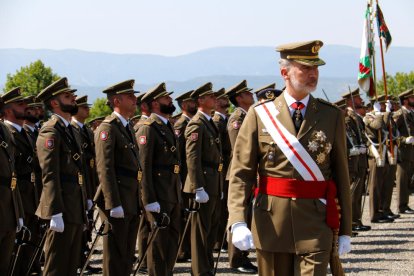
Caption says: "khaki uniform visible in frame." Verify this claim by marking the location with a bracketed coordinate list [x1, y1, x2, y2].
[394, 107, 414, 212]
[228, 95, 352, 274]
[35, 115, 87, 276]
[137, 113, 182, 275]
[0, 122, 24, 275]
[95, 112, 141, 276]
[184, 111, 223, 276]
[5, 122, 40, 275]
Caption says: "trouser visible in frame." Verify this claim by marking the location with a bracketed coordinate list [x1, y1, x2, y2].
[348, 155, 362, 226]
[381, 164, 397, 214]
[256, 249, 330, 276]
[42, 222, 83, 276]
[190, 196, 220, 276]
[137, 213, 150, 268]
[368, 158, 389, 220]
[177, 192, 192, 258]
[397, 160, 414, 211]
[214, 181, 228, 250]
[0, 229, 16, 275]
[354, 154, 368, 224]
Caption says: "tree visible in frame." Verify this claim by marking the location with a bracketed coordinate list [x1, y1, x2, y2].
[89, 97, 112, 121]
[3, 60, 60, 96]
[376, 71, 414, 96]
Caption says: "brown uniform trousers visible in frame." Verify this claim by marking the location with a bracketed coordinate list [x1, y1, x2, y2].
[95, 113, 141, 276]
[137, 113, 182, 275]
[35, 115, 87, 276]
[184, 111, 223, 276]
[6, 123, 40, 276]
[228, 95, 352, 275]
[0, 122, 24, 275]
[393, 108, 414, 212]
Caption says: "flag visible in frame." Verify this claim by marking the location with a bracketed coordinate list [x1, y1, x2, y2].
[376, 4, 392, 51]
[358, 3, 375, 97]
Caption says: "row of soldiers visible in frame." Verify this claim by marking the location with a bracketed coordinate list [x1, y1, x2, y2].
[334, 87, 414, 235]
[0, 77, 281, 276]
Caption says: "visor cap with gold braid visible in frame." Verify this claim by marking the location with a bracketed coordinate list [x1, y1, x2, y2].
[141, 82, 173, 103]
[37, 77, 77, 102]
[214, 88, 227, 99]
[398, 88, 414, 100]
[334, 98, 346, 109]
[175, 90, 195, 103]
[75, 95, 91, 107]
[190, 82, 214, 99]
[103, 79, 138, 97]
[276, 40, 325, 66]
[2, 87, 25, 104]
[225, 80, 252, 98]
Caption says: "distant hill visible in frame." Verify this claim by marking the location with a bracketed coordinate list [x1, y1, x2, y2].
[0, 46, 412, 102]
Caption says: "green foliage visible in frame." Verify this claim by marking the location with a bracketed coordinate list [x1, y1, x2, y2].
[89, 97, 112, 121]
[376, 71, 414, 96]
[3, 60, 60, 96]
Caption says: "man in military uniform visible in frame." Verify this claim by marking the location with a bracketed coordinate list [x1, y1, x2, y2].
[88, 116, 105, 132]
[0, 93, 25, 275]
[35, 77, 88, 276]
[228, 40, 352, 275]
[212, 88, 231, 252]
[71, 95, 102, 274]
[184, 82, 223, 276]
[174, 90, 196, 262]
[136, 83, 182, 275]
[95, 79, 141, 276]
[225, 80, 257, 274]
[342, 88, 372, 232]
[394, 89, 414, 214]
[133, 93, 150, 132]
[253, 83, 283, 103]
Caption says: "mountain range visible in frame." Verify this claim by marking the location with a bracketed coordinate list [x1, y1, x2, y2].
[1, 45, 412, 102]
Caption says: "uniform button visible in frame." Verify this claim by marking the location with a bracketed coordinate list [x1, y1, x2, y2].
[291, 197, 296, 201]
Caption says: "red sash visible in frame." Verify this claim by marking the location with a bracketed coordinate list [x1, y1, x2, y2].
[256, 176, 340, 230]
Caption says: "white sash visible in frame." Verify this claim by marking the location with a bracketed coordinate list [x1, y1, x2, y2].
[255, 101, 325, 181]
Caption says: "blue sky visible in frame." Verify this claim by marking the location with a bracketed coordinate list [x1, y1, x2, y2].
[1, 0, 413, 56]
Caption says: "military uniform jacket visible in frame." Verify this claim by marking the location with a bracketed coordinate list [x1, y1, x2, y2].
[0, 122, 24, 232]
[212, 112, 231, 177]
[393, 107, 414, 162]
[71, 121, 98, 200]
[95, 113, 141, 216]
[35, 115, 87, 224]
[133, 115, 149, 133]
[174, 114, 190, 185]
[137, 113, 181, 206]
[6, 123, 39, 216]
[183, 111, 223, 196]
[226, 107, 246, 180]
[227, 94, 352, 254]
[24, 124, 43, 198]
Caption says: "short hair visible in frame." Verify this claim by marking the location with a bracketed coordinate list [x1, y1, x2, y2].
[279, 58, 292, 70]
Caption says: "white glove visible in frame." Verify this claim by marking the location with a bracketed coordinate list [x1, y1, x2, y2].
[50, 213, 64, 233]
[373, 101, 381, 113]
[349, 147, 360, 156]
[87, 199, 93, 211]
[232, 222, 255, 251]
[338, 235, 351, 255]
[110, 205, 125, 218]
[144, 202, 161, 213]
[221, 192, 224, 200]
[405, 136, 414, 144]
[385, 100, 392, 112]
[358, 146, 367, 154]
[16, 218, 24, 233]
[195, 187, 209, 203]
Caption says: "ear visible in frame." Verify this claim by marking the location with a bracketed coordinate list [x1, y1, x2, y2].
[280, 67, 289, 80]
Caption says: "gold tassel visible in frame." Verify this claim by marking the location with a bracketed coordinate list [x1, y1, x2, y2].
[329, 229, 345, 276]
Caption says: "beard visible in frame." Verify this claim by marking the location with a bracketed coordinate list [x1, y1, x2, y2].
[160, 103, 176, 115]
[290, 73, 317, 94]
[12, 109, 26, 120]
[25, 114, 39, 123]
[187, 105, 197, 116]
[408, 101, 414, 108]
[59, 101, 79, 116]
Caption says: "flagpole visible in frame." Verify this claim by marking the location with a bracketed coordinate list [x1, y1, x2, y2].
[375, 0, 394, 160]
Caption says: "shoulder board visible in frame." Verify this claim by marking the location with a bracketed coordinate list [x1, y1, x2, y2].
[317, 98, 339, 109]
[144, 121, 153, 126]
[102, 115, 116, 124]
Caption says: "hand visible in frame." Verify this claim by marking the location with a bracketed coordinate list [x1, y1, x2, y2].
[50, 213, 64, 232]
[195, 188, 209, 203]
[373, 101, 381, 113]
[110, 206, 125, 218]
[338, 235, 351, 255]
[406, 136, 414, 144]
[87, 199, 93, 211]
[231, 222, 255, 251]
[221, 192, 224, 200]
[385, 100, 392, 112]
[16, 218, 24, 233]
[358, 146, 367, 154]
[144, 202, 161, 213]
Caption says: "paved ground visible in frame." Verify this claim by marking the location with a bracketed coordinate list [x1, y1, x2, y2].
[85, 191, 414, 275]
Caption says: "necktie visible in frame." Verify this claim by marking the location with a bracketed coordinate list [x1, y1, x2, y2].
[291, 102, 305, 134]
[82, 126, 91, 144]
[125, 124, 134, 142]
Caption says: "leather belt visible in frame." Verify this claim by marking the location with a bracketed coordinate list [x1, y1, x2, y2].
[153, 164, 180, 174]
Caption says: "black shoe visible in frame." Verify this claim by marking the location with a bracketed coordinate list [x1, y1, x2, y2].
[371, 217, 394, 223]
[231, 262, 258, 274]
[352, 225, 371, 231]
[177, 253, 191, 263]
[384, 212, 400, 219]
[351, 231, 358, 237]
[399, 208, 414, 214]
[137, 267, 148, 274]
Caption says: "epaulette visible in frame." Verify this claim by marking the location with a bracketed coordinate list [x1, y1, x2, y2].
[102, 114, 116, 124]
[317, 98, 339, 110]
[144, 121, 153, 126]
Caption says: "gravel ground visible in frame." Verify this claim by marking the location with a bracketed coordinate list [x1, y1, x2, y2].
[84, 191, 414, 275]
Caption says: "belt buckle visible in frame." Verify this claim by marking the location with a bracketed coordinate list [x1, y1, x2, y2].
[218, 163, 223, 172]
[90, 159, 95, 168]
[73, 153, 80, 161]
[82, 143, 88, 149]
[1, 141, 8, 148]
[31, 172, 35, 183]
[78, 172, 83, 186]
[174, 165, 180, 174]
[27, 156, 33, 163]
[11, 173, 17, 191]
[137, 170, 143, 182]
[170, 146, 176, 152]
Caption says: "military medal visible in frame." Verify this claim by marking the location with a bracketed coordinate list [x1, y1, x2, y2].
[31, 172, 35, 183]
